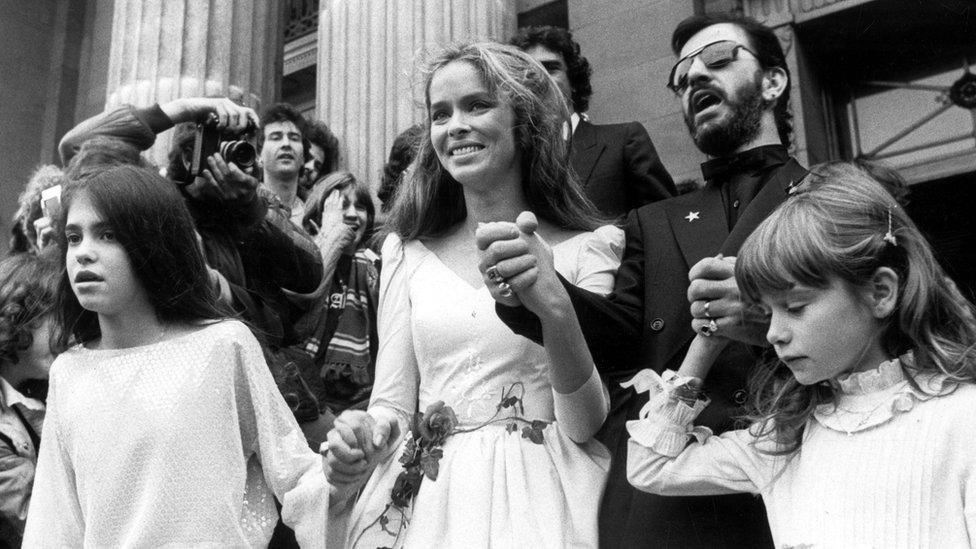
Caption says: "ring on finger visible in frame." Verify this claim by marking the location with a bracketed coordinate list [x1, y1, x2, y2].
[497, 281, 513, 297]
[486, 265, 505, 284]
[703, 300, 711, 319]
[699, 319, 718, 337]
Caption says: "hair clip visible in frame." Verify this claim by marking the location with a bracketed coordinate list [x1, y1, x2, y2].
[882, 208, 898, 246]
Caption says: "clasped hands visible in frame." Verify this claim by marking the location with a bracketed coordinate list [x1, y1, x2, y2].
[687, 255, 768, 346]
[473, 210, 768, 345]
[322, 410, 401, 506]
[474, 212, 569, 320]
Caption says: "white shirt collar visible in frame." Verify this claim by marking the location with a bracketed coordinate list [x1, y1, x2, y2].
[571, 112, 582, 135]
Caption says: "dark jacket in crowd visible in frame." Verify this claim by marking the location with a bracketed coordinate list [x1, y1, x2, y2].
[571, 119, 676, 221]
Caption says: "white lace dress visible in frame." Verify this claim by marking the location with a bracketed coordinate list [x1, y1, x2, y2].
[338, 228, 622, 548]
[23, 320, 330, 548]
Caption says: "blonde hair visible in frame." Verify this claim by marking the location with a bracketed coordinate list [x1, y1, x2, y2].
[383, 42, 603, 240]
[735, 163, 976, 455]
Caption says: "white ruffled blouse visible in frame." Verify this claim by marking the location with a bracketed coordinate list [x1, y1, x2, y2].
[625, 358, 976, 548]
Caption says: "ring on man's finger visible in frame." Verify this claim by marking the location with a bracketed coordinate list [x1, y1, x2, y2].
[486, 265, 505, 284]
[699, 319, 718, 337]
[497, 281, 513, 297]
[703, 300, 711, 319]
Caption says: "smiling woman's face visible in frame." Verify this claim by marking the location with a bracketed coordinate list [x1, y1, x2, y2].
[427, 60, 520, 187]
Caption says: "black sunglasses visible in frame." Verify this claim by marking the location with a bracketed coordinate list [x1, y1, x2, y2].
[667, 40, 758, 95]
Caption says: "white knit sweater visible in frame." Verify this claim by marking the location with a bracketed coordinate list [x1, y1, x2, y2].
[626, 359, 976, 548]
[23, 320, 329, 548]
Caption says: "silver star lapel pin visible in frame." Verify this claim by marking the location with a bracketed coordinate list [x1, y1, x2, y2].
[685, 211, 700, 222]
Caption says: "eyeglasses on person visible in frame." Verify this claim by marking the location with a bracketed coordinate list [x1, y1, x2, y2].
[667, 40, 759, 95]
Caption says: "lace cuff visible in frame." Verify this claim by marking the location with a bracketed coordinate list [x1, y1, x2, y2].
[623, 369, 712, 457]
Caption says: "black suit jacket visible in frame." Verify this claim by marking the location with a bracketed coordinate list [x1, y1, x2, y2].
[571, 120, 676, 220]
[499, 158, 808, 547]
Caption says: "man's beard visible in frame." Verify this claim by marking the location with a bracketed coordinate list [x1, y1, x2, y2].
[685, 74, 766, 158]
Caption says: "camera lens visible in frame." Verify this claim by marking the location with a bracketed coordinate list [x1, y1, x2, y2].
[220, 141, 257, 170]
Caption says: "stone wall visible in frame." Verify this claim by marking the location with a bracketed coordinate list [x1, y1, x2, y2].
[569, 0, 705, 188]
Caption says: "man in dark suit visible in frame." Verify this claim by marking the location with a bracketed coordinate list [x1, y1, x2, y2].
[482, 13, 808, 548]
[511, 26, 676, 220]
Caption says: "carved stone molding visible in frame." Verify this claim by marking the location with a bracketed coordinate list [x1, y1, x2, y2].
[285, 33, 317, 75]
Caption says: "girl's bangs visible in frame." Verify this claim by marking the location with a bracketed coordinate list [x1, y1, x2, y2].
[738, 200, 835, 303]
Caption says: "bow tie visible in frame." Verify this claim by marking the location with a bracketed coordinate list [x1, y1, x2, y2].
[700, 145, 787, 182]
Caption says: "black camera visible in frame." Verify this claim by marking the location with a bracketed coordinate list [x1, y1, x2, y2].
[183, 113, 257, 183]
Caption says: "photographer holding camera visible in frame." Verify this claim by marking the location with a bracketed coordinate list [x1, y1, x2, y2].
[59, 96, 326, 427]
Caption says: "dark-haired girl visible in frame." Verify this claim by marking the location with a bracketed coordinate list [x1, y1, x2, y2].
[23, 165, 330, 547]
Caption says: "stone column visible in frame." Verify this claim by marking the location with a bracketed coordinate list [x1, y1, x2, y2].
[316, 0, 516, 188]
[104, 0, 285, 168]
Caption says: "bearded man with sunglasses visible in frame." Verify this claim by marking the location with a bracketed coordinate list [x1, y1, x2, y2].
[480, 13, 809, 548]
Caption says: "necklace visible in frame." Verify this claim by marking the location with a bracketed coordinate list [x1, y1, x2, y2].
[823, 382, 910, 436]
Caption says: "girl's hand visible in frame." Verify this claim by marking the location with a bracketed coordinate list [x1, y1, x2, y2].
[321, 410, 400, 503]
[312, 192, 356, 256]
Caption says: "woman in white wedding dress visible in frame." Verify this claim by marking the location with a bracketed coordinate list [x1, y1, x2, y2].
[325, 42, 622, 548]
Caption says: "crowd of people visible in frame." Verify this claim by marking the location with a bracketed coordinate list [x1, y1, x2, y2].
[2, 11, 975, 549]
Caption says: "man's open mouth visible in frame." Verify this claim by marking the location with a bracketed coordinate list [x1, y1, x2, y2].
[691, 89, 723, 115]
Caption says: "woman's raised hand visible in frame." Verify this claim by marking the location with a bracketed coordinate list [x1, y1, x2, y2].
[476, 212, 569, 321]
[311, 192, 356, 256]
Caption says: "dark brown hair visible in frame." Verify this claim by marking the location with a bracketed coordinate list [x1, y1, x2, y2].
[55, 165, 227, 350]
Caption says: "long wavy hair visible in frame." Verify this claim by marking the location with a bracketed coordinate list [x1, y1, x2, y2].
[384, 42, 603, 240]
[55, 165, 228, 350]
[735, 163, 976, 455]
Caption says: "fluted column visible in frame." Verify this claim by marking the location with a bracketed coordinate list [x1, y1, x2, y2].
[316, 0, 516, 188]
[104, 0, 285, 168]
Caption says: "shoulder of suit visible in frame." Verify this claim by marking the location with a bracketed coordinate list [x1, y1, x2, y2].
[582, 120, 646, 133]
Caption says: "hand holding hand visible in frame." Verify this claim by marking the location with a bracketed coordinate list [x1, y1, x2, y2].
[475, 221, 526, 307]
[477, 212, 568, 320]
[687, 255, 768, 346]
[322, 410, 400, 505]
